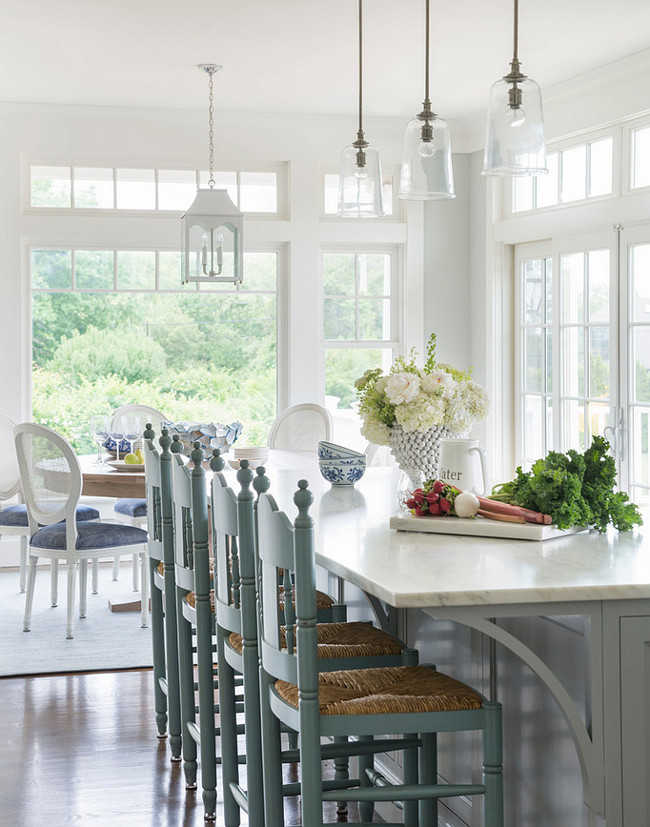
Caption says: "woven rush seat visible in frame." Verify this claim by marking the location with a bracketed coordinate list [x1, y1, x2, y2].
[229, 621, 404, 658]
[186, 589, 216, 612]
[275, 664, 484, 716]
[278, 584, 334, 611]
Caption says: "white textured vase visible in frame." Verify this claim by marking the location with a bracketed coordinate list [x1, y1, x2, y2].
[388, 424, 455, 482]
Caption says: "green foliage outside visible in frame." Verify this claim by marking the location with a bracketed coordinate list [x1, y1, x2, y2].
[32, 249, 278, 454]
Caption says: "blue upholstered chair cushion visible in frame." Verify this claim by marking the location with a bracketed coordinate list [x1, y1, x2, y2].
[31, 521, 147, 551]
[114, 498, 147, 518]
[0, 503, 100, 528]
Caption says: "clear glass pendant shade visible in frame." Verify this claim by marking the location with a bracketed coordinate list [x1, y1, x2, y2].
[398, 114, 455, 200]
[482, 75, 547, 176]
[338, 143, 384, 217]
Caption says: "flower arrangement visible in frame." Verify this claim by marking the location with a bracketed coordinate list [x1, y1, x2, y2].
[355, 333, 489, 447]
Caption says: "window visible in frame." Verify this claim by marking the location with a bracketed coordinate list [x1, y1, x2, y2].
[511, 136, 614, 213]
[31, 248, 279, 452]
[28, 164, 284, 215]
[323, 173, 395, 217]
[322, 250, 399, 410]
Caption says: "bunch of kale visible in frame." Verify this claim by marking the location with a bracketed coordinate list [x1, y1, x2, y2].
[490, 436, 643, 532]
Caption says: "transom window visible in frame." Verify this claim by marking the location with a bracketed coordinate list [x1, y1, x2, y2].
[29, 165, 282, 214]
[323, 173, 395, 217]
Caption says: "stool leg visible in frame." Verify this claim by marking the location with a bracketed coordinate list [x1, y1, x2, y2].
[419, 731, 438, 827]
[402, 733, 419, 827]
[483, 702, 504, 827]
[357, 735, 374, 822]
[217, 629, 240, 827]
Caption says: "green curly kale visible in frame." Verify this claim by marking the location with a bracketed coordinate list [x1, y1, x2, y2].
[490, 436, 643, 533]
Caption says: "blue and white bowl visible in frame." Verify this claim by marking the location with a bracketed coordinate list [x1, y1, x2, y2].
[317, 441, 366, 461]
[318, 456, 366, 487]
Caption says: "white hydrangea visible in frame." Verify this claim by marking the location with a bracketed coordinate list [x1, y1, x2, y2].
[445, 380, 490, 433]
[421, 370, 455, 396]
[385, 372, 420, 405]
[394, 392, 445, 432]
[360, 417, 391, 446]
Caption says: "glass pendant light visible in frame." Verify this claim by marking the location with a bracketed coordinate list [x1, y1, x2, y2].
[398, 0, 454, 201]
[181, 64, 244, 285]
[338, 0, 384, 217]
[482, 0, 547, 176]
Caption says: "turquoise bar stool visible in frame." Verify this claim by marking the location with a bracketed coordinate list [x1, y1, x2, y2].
[256, 480, 504, 827]
[141, 426, 172, 742]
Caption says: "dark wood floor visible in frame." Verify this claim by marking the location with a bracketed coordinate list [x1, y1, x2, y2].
[0, 668, 385, 826]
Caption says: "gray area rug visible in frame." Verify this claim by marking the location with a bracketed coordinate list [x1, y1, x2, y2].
[0, 564, 153, 677]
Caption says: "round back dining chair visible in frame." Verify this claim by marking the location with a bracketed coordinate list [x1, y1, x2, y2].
[15, 422, 149, 639]
[267, 403, 333, 452]
[0, 413, 29, 592]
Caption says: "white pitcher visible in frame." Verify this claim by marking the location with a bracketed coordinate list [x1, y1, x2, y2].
[438, 438, 489, 495]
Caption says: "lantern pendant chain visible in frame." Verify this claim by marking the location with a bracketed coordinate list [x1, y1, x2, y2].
[200, 64, 222, 188]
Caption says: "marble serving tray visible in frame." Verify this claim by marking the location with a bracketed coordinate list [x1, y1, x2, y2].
[389, 512, 589, 541]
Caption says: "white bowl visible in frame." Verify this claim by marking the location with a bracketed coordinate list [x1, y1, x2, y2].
[318, 460, 366, 487]
[233, 445, 270, 462]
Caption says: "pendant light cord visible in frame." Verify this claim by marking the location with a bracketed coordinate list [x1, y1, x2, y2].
[358, 0, 363, 136]
[512, 0, 519, 63]
[424, 0, 430, 104]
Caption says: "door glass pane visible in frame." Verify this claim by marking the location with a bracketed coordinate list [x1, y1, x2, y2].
[324, 298, 355, 339]
[513, 176, 533, 212]
[31, 250, 72, 289]
[240, 172, 277, 212]
[633, 328, 650, 403]
[537, 153, 559, 208]
[588, 250, 610, 322]
[587, 402, 610, 442]
[561, 253, 584, 323]
[589, 327, 610, 399]
[158, 170, 197, 211]
[545, 257, 553, 320]
[325, 347, 393, 410]
[31, 166, 71, 207]
[117, 251, 156, 290]
[632, 126, 650, 189]
[563, 398, 585, 451]
[561, 145, 587, 202]
[359, 254, 390, 296]
[524, 396, 544, 459]
[589, 138, 613, 197]
[632, 407, 650, 485]
[74, 167, 114, 208]
[524, 260, 543, 324]
[563, 327, 584, 397]
[323, 254, 355, 295]
[358, 298, 389, 340]
[547, 328, 553, 393]
[116, 169, 156, 209]
[631, 244, 650, 322]
[75, 251, 114, 290]
[525, 328, 543, 392]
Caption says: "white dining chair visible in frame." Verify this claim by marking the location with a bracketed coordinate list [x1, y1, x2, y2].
[110, 404, 168, 587]
[1, 414, 101, 593]
[15, 422, 149, 639]
[267, 403, 332, 452]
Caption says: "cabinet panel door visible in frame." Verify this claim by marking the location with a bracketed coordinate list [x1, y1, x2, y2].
[620, 616, 650, 825]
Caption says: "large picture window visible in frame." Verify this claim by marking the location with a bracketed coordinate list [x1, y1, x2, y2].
[31, 248, 279, 452]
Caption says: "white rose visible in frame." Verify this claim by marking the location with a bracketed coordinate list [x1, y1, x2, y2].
[421, 370, 455, 395]
[385, 372, 420, 405]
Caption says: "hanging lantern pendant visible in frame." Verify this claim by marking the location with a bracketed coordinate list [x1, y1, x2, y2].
[181, 64, 244, 285]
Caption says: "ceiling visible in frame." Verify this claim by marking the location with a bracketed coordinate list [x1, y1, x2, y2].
[2, 0, 650, 123]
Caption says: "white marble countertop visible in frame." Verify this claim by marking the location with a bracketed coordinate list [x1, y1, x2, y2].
[248, 455, 650, 610]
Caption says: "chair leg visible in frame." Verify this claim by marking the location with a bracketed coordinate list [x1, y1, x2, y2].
[483, 702, 504, 827]
[91, 559, 99, 594]
[177, 598, 197, 790]
[66, 561, 79, 639]
[242, 640, 265, 827]
[259, 672, 285, 826]
[139, 552, 148, 628]
[51, 559, 59, 607]
[23, 555, 38, 632]
[356, 736, 373, 823]
[148, 557, 168, 738]
[79, 559, 88, 618]
[402, 733, 419, 827]
[112, 555, 120, 581]
[217, 629, 240, 827]
[19, 535, 28, 593]
[132, 552, 140, 592]
[419, 731, 438, 827]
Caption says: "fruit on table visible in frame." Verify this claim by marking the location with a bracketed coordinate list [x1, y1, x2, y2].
[135, 448, 144, 463]
[124, 453, 142, 465]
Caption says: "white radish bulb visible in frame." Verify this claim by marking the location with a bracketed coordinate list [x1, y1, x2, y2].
[454, 492, 480, 518]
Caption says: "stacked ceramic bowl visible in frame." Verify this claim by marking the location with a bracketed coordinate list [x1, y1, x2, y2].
[317, 441, 366, 487]
[229, 445, 270, 470]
